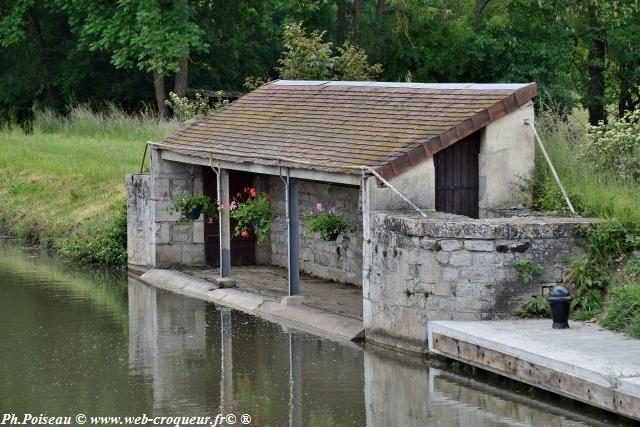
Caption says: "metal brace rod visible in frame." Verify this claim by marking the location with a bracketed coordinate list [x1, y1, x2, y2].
[524, 119, 576, 215]
[360, 165, 428, 218]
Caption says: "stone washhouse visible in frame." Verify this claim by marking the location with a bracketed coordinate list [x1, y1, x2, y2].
[127, 80, 590, 354]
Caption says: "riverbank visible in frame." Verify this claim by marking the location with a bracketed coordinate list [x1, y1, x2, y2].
[0, 107, 178, 266]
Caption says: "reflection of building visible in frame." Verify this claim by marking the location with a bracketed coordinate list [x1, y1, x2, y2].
[128, 277, 214, 410]
[128, 276, 612, 426]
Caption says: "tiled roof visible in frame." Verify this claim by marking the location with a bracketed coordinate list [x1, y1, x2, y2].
[158, 80, 536, 179]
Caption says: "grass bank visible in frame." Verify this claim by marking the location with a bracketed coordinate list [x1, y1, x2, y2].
[533, 111, 640, 337]
[0, 106, 178, 266]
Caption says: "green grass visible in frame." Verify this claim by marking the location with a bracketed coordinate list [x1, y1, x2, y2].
[533, 112, 640, 226]
[533, 110, 640, 334]
[0, 106, 178, 263]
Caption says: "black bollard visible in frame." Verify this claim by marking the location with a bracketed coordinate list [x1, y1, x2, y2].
[546, 285, 572, 329]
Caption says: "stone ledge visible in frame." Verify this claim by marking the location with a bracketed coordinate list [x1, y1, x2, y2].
[374, 212, 597, 239]
[138, 268, 364, 343]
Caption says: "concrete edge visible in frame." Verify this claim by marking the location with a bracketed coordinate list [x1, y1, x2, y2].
[428, 321, 640, 421]
[138, 269, 365, 344]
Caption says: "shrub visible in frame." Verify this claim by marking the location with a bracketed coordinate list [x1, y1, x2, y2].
[582, 106, 640, 182]
[601, 284, 640, 339]
[56, 203, 128, 267]
[166, 194, 217, 223]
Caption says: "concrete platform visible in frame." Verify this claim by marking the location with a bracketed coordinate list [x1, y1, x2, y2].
[136, 267, 364, 343]
[428, 320, 640, 421]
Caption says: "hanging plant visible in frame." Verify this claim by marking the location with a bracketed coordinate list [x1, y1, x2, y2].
[166, 194, 217, 223]
[230, 187, 274, 243]
[303, 203, 352, 249]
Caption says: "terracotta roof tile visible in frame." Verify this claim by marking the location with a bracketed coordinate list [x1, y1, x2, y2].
[158, 80, 536, 179]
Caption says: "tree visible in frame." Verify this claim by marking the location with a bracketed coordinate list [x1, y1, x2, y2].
[276, 21, 382, 81]
[68, 0, 208, 117]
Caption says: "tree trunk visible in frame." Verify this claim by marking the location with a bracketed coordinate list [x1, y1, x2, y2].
[353, 0, 362, 43]
[587, 38, 606, 125]
[586, 5, 606, 126]
[371, 0, 386, 64]
[174, 55, 189, 97]
[153, 70, 169, 118]
[336, 0, 347, 46]
[28, 10, 61, 106]
[474, 0, 491, 31]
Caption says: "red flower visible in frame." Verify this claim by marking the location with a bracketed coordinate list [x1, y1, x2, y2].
[236, 192, 241, 198]
[249, 187, 257, 197]
[241, 229, 249, 238]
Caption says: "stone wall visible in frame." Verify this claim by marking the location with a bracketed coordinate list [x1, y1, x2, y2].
[267, 177, 363, 286]
[363, 211, 593, 354]
[126, 149, 206, 268]
[126, 174, 152, 266]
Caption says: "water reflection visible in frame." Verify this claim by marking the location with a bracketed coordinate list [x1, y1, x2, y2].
[127, 276, 629, 427]
[0, 242, 631, 426]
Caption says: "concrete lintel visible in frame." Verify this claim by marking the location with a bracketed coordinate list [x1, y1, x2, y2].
[159, 149, 361, 186]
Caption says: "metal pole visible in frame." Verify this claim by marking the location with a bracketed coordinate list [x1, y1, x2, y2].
[360, 165, 428, 218]
[219, 169, 231, 277]
[524, 119, 576, 215]
[287, 175, 300, 296]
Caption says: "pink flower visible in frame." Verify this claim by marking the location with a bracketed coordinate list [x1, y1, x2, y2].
[249, 187, 257, 197]
[266, 194, 272, 201]
[241, 229, 249, 238]
[315, 202, 324, 211]
[330, 206, 337, 214]
[218, 203, 224, 211]
[236, 192, 241, 198]
[230, 201, 237, 210]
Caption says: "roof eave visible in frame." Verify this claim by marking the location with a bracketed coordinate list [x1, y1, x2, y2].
[374, 82, 537, 180]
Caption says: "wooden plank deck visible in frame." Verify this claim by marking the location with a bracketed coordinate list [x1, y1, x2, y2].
[428, 320, 640, 421]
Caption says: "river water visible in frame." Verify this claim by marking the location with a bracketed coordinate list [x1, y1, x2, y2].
[0, 243, 633, 426]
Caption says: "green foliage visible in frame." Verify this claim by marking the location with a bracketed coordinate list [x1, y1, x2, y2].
[515, 259, 543, 284]
[582, 106, 640, 182]
[518, 295, 550, 319]
[303, 203, 352, 249]
[625, 251, 640, 281]
[165, 92, 212, 123]
[567, 258, 608, 320]
[230, 188, 274, 243]
[277, 22, 334, 80]
[601, 284, 640, 339]
[333, 42, 382, 81]
[166, 194, 217, 223]
[74, 0, 207, 76]
[277, 21, 382, 81]
[56, 203, 128, 267]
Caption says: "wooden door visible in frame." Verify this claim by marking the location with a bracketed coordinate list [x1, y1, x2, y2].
[434, 132, 480, 218]
[203, 168, 257, 266]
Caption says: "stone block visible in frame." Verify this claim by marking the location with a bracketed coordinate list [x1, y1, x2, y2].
[464, 240, 495, 251]
[154, 222, 170, 244]
[440, 239, 463, 252]
[449, 251, 472, 267]
[193, 221, 204, 244]
[171, 224, 193, 243]
[182, 243, 205, 265]
[155, 244, 181, 266]
[442, 268, 459, 281]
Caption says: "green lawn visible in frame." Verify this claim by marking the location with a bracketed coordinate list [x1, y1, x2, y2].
[0, 108, 177, 248]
